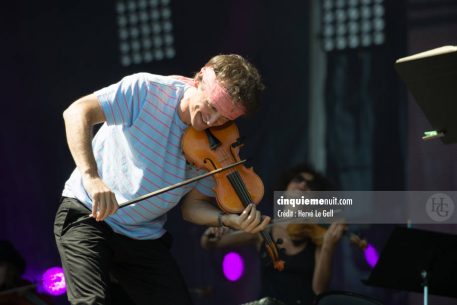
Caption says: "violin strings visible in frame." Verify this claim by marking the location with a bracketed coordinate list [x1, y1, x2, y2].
[233, 171, 252, 203]
[210, 136, 276, 246]
[227, 173, 249, 205]
[229, 173, 275, 245]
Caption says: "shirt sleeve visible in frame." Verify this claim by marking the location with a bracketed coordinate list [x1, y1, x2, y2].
[94, 73, 149, 127]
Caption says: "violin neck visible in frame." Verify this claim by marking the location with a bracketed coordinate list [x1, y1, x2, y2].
[259, 230, 274, 244]
[226, 171, 253, 206]
[226, 171, 274, 244]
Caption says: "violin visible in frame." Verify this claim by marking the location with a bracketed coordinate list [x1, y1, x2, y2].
[182, 122, 285, 271]
[286, 223, 368, 250]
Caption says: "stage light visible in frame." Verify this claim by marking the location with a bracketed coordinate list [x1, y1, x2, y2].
[143, 38, 152, 49]
[321, 0, 386, 52]
[164, 34, 174, 45]
[115, 0, 176, 66]
[348, 35, 359, 48]
[373, 3, 384, 17]
[165, 47, 175, 59]
[364, 243, 380, 268]
[133, 52, 142, 64]
[348, 21, 359, 34]
[222, 252, 245, 282]
[41, 267, 66, 296]
[336, 36, 347, 50]
[121, 55, 131, 66]
[144, 51, 153, 62]
[138, 0, 147, 9]
[361, 34, 372, 47]
[348, 8, 359, 20]
[155, 49, 164, 60]
[373, 32, 385, 45]
[153, 36, 163, 47]
[323, 0, 333, 10]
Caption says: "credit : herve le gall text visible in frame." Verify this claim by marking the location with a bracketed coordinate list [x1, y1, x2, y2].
[277, 209, 335, 218]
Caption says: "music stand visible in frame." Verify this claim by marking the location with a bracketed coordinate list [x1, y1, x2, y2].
[363, 227, 457, 305]
[395, 45, 457, 144]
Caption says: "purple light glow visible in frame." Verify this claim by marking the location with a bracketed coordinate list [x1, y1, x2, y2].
[222, 252, 244, 282]
[41, 267, 66, 296]
[364, 244, 380, 268]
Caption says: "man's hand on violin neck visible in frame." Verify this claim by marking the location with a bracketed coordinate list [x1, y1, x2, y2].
[83, 176, 119, 221]
[224, 204, 270, 234]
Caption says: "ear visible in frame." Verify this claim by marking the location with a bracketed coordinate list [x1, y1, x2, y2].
[194, 70, 203, 87]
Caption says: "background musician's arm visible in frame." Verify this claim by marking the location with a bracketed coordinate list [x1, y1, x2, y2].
[312, 223, 345, 295]
[200, 226, 260, 249]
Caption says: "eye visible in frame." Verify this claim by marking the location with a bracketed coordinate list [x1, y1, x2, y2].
[206, 101, 218, 112]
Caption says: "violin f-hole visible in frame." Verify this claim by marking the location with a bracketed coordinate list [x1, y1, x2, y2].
[203, 157, 218, 170]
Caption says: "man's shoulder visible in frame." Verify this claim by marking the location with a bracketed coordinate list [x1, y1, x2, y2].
[130, 72, 189, 87]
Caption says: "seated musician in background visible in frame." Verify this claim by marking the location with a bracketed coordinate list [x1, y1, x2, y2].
[201, 164, 346, 305]
[0, 240, 53, 305]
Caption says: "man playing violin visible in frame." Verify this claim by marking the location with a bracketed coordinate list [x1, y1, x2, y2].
[54, 54, 269, 305]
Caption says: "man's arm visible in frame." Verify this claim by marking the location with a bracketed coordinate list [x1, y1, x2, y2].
[181, 188, 270, 233]
[63, 94, 118, 221]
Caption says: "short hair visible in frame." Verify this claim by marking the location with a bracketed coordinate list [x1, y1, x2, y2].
[276, 164, 335, 191]
[196, 54, 265, 115]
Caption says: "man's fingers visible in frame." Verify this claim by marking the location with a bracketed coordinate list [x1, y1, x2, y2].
[96, 194, 107, 221]
[109, 193, 119, 215]
[101, 193, 117, 220]
[238, 204, 253, 224]
[90, 191, 118, 221]
[83, 177, 118, 221]
[244, 210, 262, 232]
[250, 216, 271, 234]
[92, 198, 99, 218]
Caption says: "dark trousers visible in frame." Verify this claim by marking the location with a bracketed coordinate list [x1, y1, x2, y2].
[54, 197, 193, 305]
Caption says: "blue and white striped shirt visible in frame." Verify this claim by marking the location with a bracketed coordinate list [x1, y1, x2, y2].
[63, 73, 215, 240]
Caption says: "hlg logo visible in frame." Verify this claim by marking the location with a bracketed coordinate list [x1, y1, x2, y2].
[426, 193, 455, 222]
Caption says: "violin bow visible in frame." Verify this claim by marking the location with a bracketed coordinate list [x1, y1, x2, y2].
[119, 159, 247, 208]
[72, 160, 247, 223]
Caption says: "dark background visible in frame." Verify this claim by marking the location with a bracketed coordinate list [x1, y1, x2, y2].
[1, 0, 457, 304]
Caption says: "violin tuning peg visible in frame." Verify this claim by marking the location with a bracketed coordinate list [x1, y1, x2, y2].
[231, 137, 245, 148]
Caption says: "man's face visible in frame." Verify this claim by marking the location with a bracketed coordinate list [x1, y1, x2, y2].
[188, 83, 231, 131]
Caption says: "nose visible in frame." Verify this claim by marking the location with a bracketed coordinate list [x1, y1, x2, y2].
[300, 181, 311, 191]
[296, 180, 308, 191]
